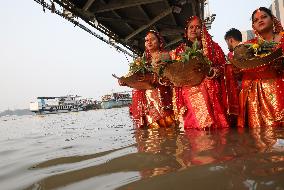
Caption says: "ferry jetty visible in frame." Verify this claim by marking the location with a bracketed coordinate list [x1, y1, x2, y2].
[29, 95, 100, 114]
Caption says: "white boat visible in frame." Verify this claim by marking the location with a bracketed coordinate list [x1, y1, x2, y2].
[101, 92, 132, 109]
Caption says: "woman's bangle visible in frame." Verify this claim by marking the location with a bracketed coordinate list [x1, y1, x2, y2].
[207, 67, 217, 79]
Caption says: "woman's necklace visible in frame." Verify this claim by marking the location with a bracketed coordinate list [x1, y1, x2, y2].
[262, 33, 276, 42]
[151, 51, 161, 66]
[272, 33, 276, 42]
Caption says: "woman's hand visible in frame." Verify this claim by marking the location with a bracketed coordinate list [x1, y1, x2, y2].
[207, 67, 221, 79]
[152, 52, 171, 67]
[159, 77, 172, 86]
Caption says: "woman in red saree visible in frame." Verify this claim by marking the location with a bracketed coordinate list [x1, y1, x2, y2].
[170, 16, 229, 129]
[122, 31, 176, 128]
[237, 7, 284, 128]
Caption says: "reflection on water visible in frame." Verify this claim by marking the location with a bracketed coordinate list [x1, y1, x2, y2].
[0, 108, 284, 190]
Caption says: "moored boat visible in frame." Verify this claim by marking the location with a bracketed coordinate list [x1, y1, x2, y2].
[101, 92, 132, 109]
[30, 95, 100, 114]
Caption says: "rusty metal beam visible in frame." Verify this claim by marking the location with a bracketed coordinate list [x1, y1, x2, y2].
[125, 7, 173, 41]
[97, 16, 146, 24]
[83, 0, 96, 11]
[191, 0, 197, 16]
[196, 0, 202, 18]
[160, 28, 183, 36]
[100, 0, 135, 32]
[164, 0, 177, 25]
[94, 0, 164, 13]
[200, 0, 205, 19]
[165, 36, 183, 48]
[137, 5, 159, 32]
[97, 16, 182, 29]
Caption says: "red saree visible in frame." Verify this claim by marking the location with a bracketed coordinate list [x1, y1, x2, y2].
[238, 34, 284, 128]
[170, 27, 229, 129]
[130, 85, 175, 128]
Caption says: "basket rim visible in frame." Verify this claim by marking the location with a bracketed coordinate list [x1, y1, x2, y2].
[230, 47, 283, 69]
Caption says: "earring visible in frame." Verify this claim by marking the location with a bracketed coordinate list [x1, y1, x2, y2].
[273, 22, 276, 33]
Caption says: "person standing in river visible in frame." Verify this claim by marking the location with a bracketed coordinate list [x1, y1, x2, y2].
[235, 7, 284, 128]
[170, 16, 229, 129]
[119, 30, 176, 128]
[224, 28, 242, 126]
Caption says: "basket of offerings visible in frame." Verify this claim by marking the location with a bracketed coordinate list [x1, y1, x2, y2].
[113, 55, 157, 90]
[162, 43, 211, 87]
[113, 72, 157, 90]
[230, 39, 283, 70]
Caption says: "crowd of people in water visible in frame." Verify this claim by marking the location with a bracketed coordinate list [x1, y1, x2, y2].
[119, 7, 284, 130]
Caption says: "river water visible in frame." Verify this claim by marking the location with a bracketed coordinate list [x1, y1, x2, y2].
[0, 107, 284, 190]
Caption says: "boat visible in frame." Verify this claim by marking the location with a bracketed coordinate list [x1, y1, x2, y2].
[29, 95, 100, 114]
[101, 92, 132, 109]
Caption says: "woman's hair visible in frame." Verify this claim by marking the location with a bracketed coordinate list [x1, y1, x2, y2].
[252, 7, 273, 21]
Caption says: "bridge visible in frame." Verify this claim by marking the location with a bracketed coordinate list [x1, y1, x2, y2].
[33, 0, 214, 57]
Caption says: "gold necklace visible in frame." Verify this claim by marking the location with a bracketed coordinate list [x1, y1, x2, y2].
[272, 33, 276, 42]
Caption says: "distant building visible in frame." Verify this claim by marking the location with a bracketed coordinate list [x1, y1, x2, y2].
[203, 0, 216, 30]
[270, 0, 284, 26]
[242, 0, 284, 41]
[241, 30, 255, 42]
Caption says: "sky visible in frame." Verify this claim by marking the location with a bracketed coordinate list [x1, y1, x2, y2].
[0, 0, 272, 111]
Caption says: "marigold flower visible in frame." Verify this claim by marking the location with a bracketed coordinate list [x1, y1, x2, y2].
[252, 43, 260, 50]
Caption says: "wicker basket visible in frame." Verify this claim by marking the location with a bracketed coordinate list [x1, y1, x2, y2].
[113, 72, 157, 90]
[230, 45, 283, 70]
[163, 56, 210, 87]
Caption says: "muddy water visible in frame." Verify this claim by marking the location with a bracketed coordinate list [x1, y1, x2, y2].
[0, 108, 284, 190]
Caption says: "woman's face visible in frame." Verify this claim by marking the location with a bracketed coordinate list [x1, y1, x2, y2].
[145, 33, 159, 51]
[252, 10, 273, 34]
[187, 18, 202, 42]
